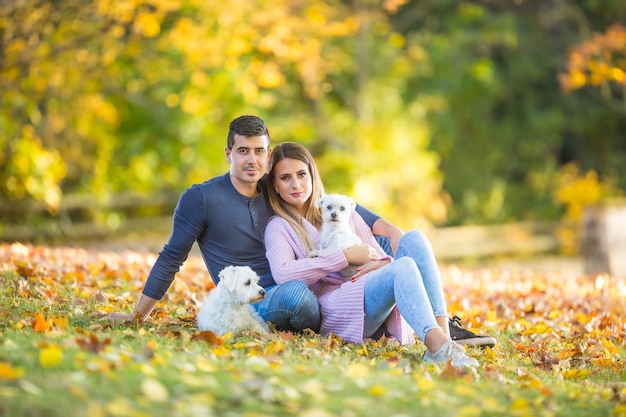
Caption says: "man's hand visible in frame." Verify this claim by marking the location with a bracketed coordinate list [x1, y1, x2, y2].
[106, 311, 142, 324]
[106, 294, 159, 324]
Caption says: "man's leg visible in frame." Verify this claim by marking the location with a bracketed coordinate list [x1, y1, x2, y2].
[255, 281, 321, 332]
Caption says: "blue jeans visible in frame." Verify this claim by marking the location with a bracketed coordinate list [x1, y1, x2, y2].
[364, 231, 448, 340]
[363, 257, 439, 341]
[253, 281, 321, 332]
[376, 231, 448, 317]
[395, 231, 448, 317]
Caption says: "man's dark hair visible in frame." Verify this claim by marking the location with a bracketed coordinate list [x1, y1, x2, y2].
[227, 115, 270, 149]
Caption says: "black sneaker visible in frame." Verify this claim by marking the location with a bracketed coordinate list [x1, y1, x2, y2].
[449, 315, 496, 348]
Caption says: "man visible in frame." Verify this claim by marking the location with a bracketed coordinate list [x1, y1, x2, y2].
[108, 115, 322, 331]
[108, 115, 495, 346]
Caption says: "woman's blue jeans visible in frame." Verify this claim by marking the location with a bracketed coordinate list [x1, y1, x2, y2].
[363, 231, 448, 340]
[253, 280, 321, 332]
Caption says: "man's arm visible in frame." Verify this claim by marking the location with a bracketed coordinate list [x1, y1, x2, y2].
[372, 218, 404, 256]
[107, 294, 159, 322]
[107, 186, 202, 323]
[355, 204, 405, 255]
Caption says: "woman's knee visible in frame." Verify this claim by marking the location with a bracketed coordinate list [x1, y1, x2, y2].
[400, 230, 430, 248]
[391, 257, 419, 273]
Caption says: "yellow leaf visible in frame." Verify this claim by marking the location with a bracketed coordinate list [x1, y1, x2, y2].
[414, 374, 435, 391]
[264, 341, 286, 355]
[561, 369, 591, 379]
[0, 362, 24, 380]
[456, 405, 482, 417]
[105, 397, 135, 416]
[556, 348, 577, 360]
[51, 316, 68, 330]
[211, 346, 230, 357]
[345, 363, 369, 386]
[368, 385, 386, 396]
[600, 338, 620, 354]
[141, 378, 169, 403]
[483, 345, 497, 363]
[614, 404, 626, 417]
[519, 374, 543, 389]
[591, 358, 615, 367]
[511, 397, 529, 411]
[39, 344, 63, 368]
[454, 384, 477, 397]
[196, 357, 215, 373]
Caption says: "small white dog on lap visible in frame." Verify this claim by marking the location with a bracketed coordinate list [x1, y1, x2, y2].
[309, 193, 363, 277]
[197, 265, 270, 335]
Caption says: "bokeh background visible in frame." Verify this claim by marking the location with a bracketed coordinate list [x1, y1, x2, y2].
[1, 0, 625, 259]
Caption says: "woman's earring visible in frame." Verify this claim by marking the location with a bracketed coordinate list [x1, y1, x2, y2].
[274, 188, 279, 193]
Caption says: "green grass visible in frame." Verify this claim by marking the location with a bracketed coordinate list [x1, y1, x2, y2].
[0, 244, 625, 417]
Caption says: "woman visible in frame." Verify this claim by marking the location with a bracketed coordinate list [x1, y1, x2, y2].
[264, 142, 478, 368]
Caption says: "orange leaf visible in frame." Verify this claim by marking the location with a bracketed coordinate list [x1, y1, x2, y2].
[32, 313, 51, 332]
[278, 330, 294, 341]
[191, 330, 224, 347]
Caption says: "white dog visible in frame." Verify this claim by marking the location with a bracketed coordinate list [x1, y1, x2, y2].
[310, 194, 363, 277]
[197, 265, 270, 335]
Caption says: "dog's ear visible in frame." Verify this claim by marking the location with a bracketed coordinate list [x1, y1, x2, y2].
[315, 196, 325, 209]
[348, 196, 356, 211]
[219, 266, 238, 292]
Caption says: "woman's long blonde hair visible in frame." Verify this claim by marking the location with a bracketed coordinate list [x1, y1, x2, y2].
[267, 142, 325, 252]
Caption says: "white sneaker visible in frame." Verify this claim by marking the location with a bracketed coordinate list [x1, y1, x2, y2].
[423, 341, 479, 368]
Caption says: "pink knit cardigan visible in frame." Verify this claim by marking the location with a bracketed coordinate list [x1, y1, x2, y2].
[264, 211, 416, 345]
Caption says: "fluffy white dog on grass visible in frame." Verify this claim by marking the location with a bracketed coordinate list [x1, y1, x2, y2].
[197, 265, 270, 335]
[310, 194, 363, 277]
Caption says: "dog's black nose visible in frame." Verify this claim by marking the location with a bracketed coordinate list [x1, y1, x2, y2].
[331, 212, 337, 219]
[259, 289, 266, 297]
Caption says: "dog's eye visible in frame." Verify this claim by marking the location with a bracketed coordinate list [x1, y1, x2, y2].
[244, 279, 251, 286]
[326, 205, 332, 210]
[340, 206, 346, 211]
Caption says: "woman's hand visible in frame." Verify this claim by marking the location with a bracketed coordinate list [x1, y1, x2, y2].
[342, 244, 379, 265]
[351, 259, 391, 281]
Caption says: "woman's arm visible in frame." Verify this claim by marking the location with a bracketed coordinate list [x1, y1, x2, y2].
[264, 217, 348, 285]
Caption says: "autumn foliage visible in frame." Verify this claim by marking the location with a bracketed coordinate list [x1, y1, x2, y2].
[0, 242, 625, 416]
[559, 24, 626, 94]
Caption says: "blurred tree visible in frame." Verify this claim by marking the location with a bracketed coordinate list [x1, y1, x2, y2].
[0, 0, 191, 213]
[0, 0, 445, 231]
[388, 0, 626, 225]
[559, 23, 626, 108]
[2, 0, 625, 237]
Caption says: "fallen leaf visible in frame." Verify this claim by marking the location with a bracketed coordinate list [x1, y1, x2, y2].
[39, 344, 63, 368]
[191, 330, 224, 347]
[0, 362, 24, 380]
[76, 333, 112, 354]
[32, 313, 51, 332]
[141, 377, 169, 402]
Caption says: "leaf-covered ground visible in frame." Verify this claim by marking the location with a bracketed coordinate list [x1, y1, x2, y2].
[0, 242, 624, 417]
